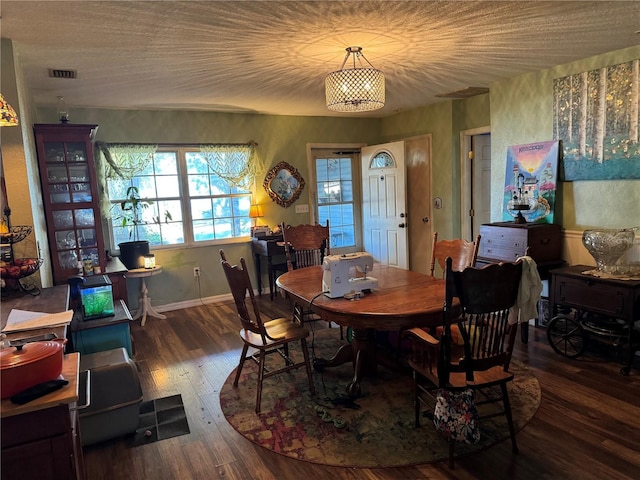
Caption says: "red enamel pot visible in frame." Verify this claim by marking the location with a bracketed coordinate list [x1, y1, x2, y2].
[0, 339, 66, 399]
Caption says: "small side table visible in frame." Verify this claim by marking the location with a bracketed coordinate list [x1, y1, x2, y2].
[127, 266, 166, 326]
[250, 235, 287, 300]
[70, 299, 134, 357]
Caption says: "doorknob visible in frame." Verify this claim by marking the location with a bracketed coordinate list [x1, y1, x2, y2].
[398, 223, 406, 228]
[422, 217, 429, 223]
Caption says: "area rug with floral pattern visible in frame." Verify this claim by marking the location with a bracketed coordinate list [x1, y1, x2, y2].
[219, 329, 541, 468]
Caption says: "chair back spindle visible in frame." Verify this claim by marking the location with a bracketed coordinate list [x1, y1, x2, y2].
[281, 221, 330, 271]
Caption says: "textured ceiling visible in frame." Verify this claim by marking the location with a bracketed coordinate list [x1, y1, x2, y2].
[2, 1, 639, 118]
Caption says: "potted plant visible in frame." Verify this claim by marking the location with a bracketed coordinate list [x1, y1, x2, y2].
[115, 186, 164, 269]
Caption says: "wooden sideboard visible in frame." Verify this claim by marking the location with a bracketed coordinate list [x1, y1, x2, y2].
[477, 222, 563, 269]
[1, 353, 85, 480]
[477, 222, 564, 343]
[549, 265, 640, 375]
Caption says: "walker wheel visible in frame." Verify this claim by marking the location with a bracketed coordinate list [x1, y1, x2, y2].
[547, 314, 586, 358]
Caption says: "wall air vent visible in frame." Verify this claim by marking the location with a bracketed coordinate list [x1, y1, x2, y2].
[48, 69, 77, 79]
[435, 87, 489, 99]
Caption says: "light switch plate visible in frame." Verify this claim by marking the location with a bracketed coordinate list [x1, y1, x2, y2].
[295, 204, 309, 213]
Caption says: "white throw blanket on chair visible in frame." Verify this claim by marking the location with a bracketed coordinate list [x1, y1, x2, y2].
[509, 256, 543, 325]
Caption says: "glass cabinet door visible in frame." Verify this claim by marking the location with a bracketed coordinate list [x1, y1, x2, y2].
[35, 124, 105, 284]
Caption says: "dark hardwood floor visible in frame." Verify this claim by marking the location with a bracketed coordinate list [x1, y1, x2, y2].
[83, 295, 640, 480]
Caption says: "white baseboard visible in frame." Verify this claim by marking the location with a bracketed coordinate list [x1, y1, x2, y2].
[151, 291, 236, 313]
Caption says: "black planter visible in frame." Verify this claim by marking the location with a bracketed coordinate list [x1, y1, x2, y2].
[118, 240, 150, 269]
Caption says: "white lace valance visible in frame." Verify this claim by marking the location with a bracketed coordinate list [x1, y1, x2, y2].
[95, 142, 158, 180]
[95, 142, 158, 217]
[200, 141, 262, 190]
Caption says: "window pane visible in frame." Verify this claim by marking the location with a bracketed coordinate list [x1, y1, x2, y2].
[155, 175, 180, 198]
[137, 176, 157, 198]
[214, 218, 233, 239]
[316, 155, 356, 248]
[107, 146, 253, 247]
[188, 174, 211, 196]
[193, 219, 214, 242]
[342, 180, 353, 202]
[186, 153, 208, 174]
[212, 197, 231, 218]
[154, 153, 178, 175]
[191, 198, 213, 220]
[210, 176, 230, 195]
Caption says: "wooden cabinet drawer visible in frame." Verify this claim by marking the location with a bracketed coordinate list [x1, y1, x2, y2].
[554, 276, 630, 318]
[478, 222, 562, 264]
[479, 245, 524, 262]
[1, 405, 70, 448]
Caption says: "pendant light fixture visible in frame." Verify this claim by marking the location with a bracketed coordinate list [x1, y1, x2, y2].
[0, 94, 19, 127]
[325, 46, 385, 113]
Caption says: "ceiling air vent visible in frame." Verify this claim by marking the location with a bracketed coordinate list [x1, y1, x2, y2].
[48, 68, 77, 79]
[435, 87, 489, 99]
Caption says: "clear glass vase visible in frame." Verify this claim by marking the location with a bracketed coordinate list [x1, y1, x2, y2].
[582, 228, 635, 273]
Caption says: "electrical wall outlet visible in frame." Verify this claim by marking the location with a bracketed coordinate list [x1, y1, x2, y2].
[295, 204, 309, 213]
[193, 266, 201, 277]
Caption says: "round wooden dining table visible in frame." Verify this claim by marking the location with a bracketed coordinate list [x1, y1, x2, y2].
[276, 264, 448, 397]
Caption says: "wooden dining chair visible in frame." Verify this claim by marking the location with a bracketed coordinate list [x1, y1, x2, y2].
[280, 221, 335, 330]
[270, 221, 330, 302]
[391, 232, 481, 357]
[403, 256, 523, 468]
[281, 220, 330, 272]
[429, 232, 481, 278]
[219, 249, 315, 414]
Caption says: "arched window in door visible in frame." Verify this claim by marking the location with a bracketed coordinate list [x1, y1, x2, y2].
[369, 151, 395, 168]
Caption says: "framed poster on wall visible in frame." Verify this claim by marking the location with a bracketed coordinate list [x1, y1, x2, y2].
[502, 140, 560, 224]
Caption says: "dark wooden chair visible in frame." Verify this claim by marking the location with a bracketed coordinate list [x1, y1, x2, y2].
[392, 232, 481, 357]
[269, 221, 330, 302]
[219, 249, 315, 414]
[281, 220, 330, 271]
[429, 232, 481, 278]
[280, 221, 335, 330]
[403, 256, 523, 468]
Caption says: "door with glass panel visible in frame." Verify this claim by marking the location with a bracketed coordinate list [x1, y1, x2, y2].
[361, 141, 408, 269]
[312, 150, 362, 254]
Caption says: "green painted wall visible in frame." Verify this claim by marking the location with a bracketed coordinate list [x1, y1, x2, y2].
[5, 38, 638, 310]
[33, 107, 381, 303]
[379, 93, 490, 238]
[491, 45, 640, 230]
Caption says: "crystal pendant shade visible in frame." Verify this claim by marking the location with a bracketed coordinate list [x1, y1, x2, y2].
[325, 47, 385, 113]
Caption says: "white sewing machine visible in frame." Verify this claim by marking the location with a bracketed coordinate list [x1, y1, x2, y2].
[322, 252, 378, 298]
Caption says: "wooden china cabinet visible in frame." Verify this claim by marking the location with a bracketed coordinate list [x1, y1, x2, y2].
[33, 124, 127, 300]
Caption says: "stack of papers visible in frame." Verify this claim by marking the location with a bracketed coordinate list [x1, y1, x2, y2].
[2, 309, 74, 333]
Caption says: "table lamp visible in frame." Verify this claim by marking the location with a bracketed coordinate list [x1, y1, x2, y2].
[249, 204, 264, 227]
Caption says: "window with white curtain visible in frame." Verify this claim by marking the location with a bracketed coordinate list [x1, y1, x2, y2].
[103, 145, 255, 248]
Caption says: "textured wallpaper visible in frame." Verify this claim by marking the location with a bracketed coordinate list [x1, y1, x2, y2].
[491, 45, 640, 230]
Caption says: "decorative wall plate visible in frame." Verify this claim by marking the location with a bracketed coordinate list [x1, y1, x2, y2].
[263, 161, 305, 208]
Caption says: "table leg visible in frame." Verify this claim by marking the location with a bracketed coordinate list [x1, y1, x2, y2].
[313, 328, 378, 398]
[131, 278, 167, 327]
[521, 322, 529, 343]
[267, 259, 275, 301]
